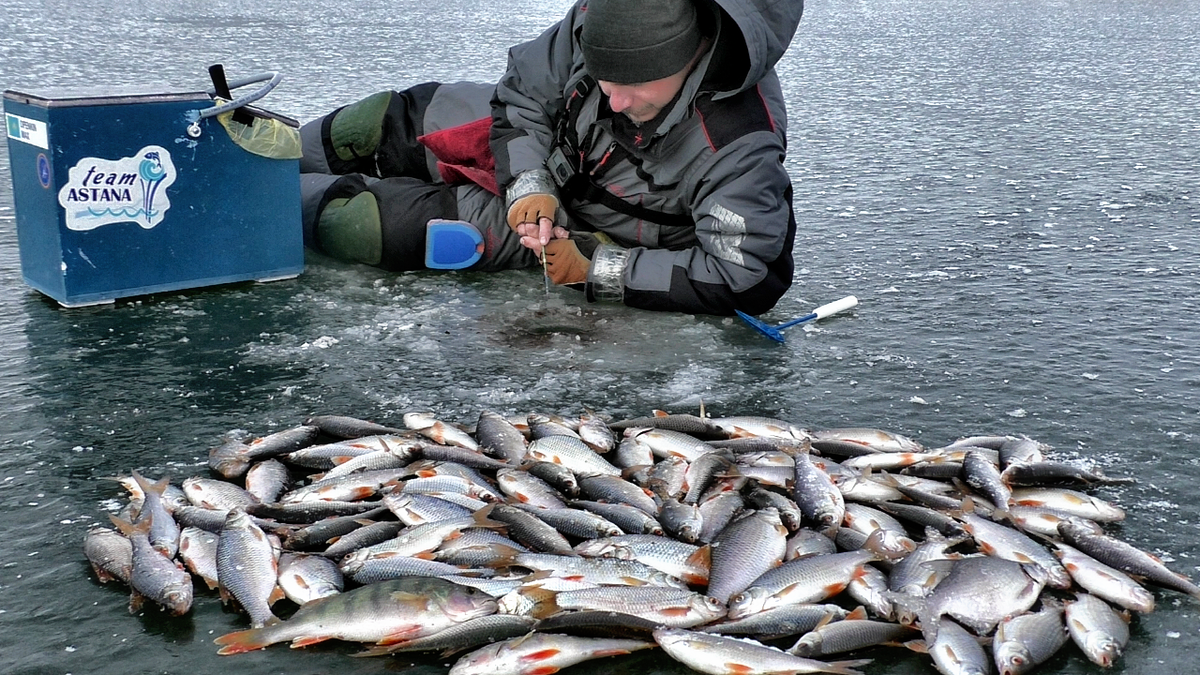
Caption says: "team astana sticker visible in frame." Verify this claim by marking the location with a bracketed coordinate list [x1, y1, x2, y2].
[57, 145, 177, 231]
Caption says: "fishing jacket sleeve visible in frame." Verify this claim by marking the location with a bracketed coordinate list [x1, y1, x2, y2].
[588, 116, 796, 316]
[489, 5, 582, 206]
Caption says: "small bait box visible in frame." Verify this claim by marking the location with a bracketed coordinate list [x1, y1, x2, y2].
[3, 84, 304, 306]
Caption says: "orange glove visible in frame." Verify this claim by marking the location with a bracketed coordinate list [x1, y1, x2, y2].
[543, 238, 591, 285]
[506, 193, 559, 232]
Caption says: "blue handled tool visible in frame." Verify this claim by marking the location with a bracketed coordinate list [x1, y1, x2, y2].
[736, 295, 858, 342]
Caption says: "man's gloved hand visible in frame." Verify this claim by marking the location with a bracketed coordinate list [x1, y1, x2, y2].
[506, 170, 560, 249]
[543, 238, 590, 286]
[507, 192, 560, 233]
[543, 232, 613, 286]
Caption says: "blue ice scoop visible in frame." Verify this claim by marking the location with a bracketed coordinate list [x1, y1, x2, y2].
[737, 295, 859, 342]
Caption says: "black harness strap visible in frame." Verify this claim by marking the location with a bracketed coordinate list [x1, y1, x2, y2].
[553, 76, 693, 229]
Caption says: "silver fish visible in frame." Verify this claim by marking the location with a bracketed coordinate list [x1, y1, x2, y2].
[1065, 592, 1130, 668]
[576, 534, 710, 585]
[475, 410, 528, 463]
[550, 586, 725, 627]
[727, 548, 877, 620]
[810, 428, 922, 453]
[654, 628, 870, 675]
[83, 526, 133, 585]
[496, 468, 567, 509]
[660, 497, 704, 543]
[1054, 542, 1155, 613]
[527, 435, 621, 478]
[278, 552, 343, 605]
[183, 477, 259, 512]
[404, 412, 481, 451]
[789, 610, 917, 657]
[356, 613, 538, 657]
[700, 604, 849, 640]
[927, 619, 990, 675]
[578, 474, 659, 515]
[961, 450, 1011, 508]
[304, 414, 407, 439]
[130, 471, 180, 559]
[216, 508, 283, 628]
[513, 552, 687, 588]
[245, 458, 290, 503]
[792, 451, 844, 538]
[916, 555, 1044, 640]
[707, 508, 788, 604]
[708, 416, 808, 442]
[992, 603, 1069, 675]
[179, 526, 220, 590]
[958, 511, 1071, 589]
[697, 491, 745, 544]
[628, 427, 719, 462]
[513, 503, 624, 539]
[1058, 517, 1200, 599]
[1009, 487, 1125, 522]
[214, 576, 497, 654]
[108, 515, 193, 616]
[571, 499, 665, 536]
[577, 411, 616, 453]
[450, 632, 654, 675]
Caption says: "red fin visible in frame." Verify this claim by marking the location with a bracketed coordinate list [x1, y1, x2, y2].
[525, 668, 561, 675]
[724, 663, 754, 674]
[290, 635, 333, 649]
[213, 627, 271, 655]
[349, 487, 376, 500]
[376, 626, 423, 645]
[523, 648, 562, 661]
[845, 606, 869, 621]
[824, 582, 849, 596]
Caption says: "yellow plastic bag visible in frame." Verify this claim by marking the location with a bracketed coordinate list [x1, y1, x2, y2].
[215, 103, 303, 160]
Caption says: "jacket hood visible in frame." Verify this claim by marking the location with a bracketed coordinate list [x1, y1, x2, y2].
[707, 0, 804, 95]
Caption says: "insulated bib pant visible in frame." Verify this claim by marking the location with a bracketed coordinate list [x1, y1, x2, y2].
[299, 83, 537, 273]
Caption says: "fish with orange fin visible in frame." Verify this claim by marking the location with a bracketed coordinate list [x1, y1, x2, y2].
[654, 628, 870, 675]
[448, 632, 654, 675]
[214, 576, 496, 655]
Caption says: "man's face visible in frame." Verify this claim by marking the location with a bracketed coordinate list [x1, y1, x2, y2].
[598, 67, 689, 125]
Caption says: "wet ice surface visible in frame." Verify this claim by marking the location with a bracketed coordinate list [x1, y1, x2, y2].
[1, 0, 1199, 673]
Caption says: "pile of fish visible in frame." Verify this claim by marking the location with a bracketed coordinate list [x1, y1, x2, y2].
[83, 409, 1200, 675]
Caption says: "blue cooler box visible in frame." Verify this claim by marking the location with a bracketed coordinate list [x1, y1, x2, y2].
[3, 84, 304, 306]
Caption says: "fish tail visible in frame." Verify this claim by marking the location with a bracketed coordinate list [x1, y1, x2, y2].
[108, 513, 150, 537]
[213, 627, 272, 655]
[472, 504, 508, 531]
[825, 659, 872, 675]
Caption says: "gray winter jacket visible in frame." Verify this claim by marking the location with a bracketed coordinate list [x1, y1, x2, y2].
[491, 0, 804, 315]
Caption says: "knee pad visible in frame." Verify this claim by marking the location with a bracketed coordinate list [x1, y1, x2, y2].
[328, 91, 394, 165]
[316, 189, 382, 266]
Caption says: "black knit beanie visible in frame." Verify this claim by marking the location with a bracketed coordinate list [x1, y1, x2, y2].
[581, 0, 702, 84]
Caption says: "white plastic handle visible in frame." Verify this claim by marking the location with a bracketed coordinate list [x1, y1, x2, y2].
[812, 295, 858, 320]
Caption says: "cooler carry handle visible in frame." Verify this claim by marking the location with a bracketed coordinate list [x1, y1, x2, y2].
[187, 68, 283, 138]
